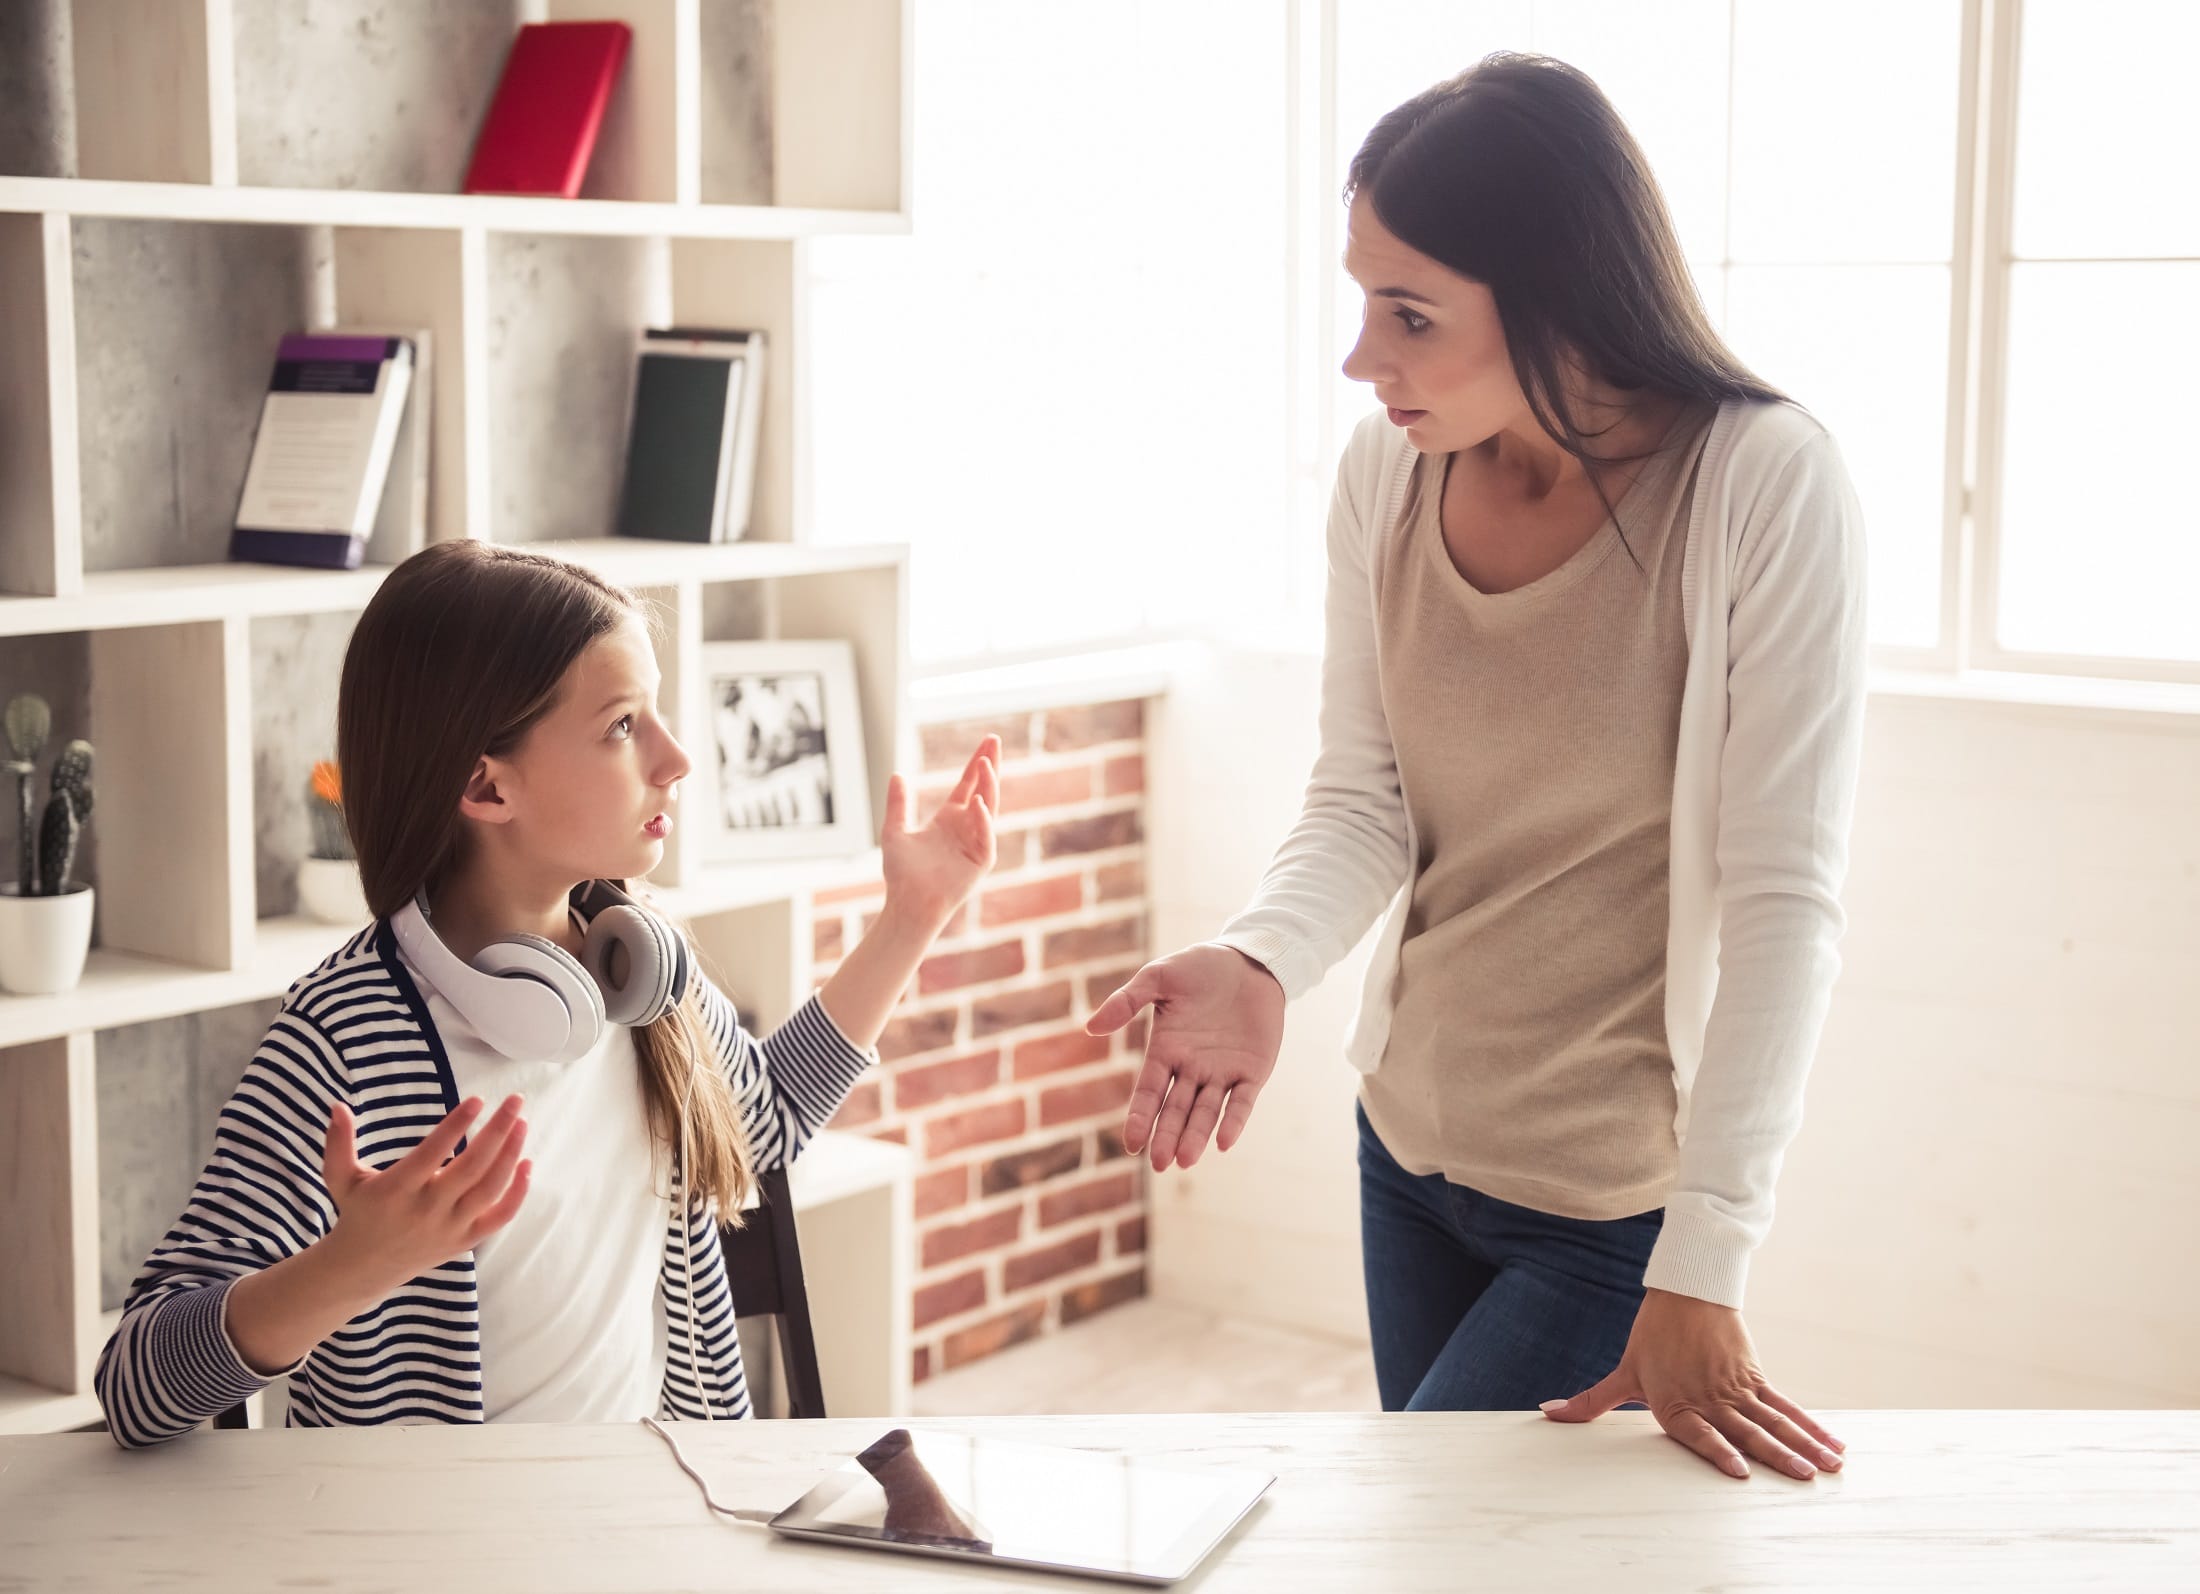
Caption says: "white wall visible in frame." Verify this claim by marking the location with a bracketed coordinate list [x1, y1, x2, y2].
[1148, 645, 2200, 1406]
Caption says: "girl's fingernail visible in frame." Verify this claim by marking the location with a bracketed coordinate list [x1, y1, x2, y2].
[1538, 1400, 1566, 1413]
[1789, 1457, 1816, 1478]
[1725, 1458, 1749, 1478]
[1820, 1448, 1842, 1470]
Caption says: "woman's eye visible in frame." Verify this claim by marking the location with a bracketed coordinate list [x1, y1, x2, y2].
[611, 714, 634, 740]
[1395, 308, 1430, 335]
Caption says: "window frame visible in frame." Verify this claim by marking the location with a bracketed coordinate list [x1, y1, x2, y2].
[1302, 0, 2197, 687]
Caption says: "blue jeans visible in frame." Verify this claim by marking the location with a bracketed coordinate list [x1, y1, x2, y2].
[1357, 1101, 1663, 1411]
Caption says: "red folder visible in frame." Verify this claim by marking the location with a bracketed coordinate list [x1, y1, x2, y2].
[463, 21, 632, 198]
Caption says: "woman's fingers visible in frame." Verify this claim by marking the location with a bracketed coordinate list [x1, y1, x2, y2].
[1119, 1047, 1175, 1154]
[1145, 1074, 1196, 1172]
[1707, 1400, 1816, 1480]
[1086, 967, 1158, 1037]
[1660, 1406, 1751, 1478]
[393, 1096, 485, 1183]
[1757, 1383, 1845, 1455]
[1214, 1080, 1261, 1152]
[1740, 1391, 1842, 1471]
[1172, 1083, 1228, 1169]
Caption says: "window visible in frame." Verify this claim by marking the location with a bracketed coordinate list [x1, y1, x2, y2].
[1993, 0, 2198, 669]
[809, 1, 2197, 681]
[1330, 1, 1963, 654]
[806, 1, 1289, 668]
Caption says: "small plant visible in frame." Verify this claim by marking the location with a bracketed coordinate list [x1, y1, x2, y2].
[4, 694, 94, 896]
[307, 760, 354, 861]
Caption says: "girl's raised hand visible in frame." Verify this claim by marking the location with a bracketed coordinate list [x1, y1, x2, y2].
[319, 1094, 532, 1299]
[880, 734, 999, 931]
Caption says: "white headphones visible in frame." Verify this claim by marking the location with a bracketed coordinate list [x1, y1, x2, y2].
[392, 879, 690, 1066]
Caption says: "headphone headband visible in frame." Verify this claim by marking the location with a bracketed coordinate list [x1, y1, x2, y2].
[392, 881, 688, 1065]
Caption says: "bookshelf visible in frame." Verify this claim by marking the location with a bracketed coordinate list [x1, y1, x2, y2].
[0, 0, 915, 1434]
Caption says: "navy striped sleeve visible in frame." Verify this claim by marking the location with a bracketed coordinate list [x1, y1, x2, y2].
[692, 979, 875, 1172]
[94, 1008, 343, 1448]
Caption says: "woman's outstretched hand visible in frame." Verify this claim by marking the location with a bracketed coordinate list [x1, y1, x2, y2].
[1086, 943, 1285, 1172]
[1539, 1288, 1847, 1481]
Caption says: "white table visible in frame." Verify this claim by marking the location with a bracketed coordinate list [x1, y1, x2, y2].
[2, 1411, 2194, 1591]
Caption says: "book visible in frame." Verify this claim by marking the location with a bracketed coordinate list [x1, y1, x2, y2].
[230, 334, 415, 571]
[646, 326, 766, 541]
[323, 324, 433, 566]
[616, 329, 767, 544]
[463, 21, 632, 199]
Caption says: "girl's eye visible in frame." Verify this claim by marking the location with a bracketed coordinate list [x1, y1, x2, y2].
[611, 714, 634, 740]
[1395, 308, 1430, 335]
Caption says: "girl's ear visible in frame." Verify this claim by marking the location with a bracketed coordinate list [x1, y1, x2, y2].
[458, 756, 517, 825]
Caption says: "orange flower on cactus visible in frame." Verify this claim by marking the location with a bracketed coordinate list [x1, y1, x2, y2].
[310, 760, 343, 809]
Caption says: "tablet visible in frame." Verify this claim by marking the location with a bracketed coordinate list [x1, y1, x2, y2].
[768, 1428, 1274, 1586]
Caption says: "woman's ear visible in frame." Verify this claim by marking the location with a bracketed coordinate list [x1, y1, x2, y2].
[458, 756, 517, 825]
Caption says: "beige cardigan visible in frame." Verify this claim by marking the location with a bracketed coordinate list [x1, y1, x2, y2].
[1217, 400, 1869, 1308]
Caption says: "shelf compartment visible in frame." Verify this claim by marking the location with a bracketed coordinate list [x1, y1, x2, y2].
[0, 213, 80, 600]
[69, 0, 233, 186]
[71, 216, 316, 575]
[483, 230, 661, 547]
[92, 618, 257, 973]
[95, 1000, 276, 1315]
[761, 0, 908, 214]
[0, 1033, 99, 1410]
[0, 619, 252, 980]
[229, 0, 516, 196]
[249, 610, 354, 921]
[697, 556, 912, 848]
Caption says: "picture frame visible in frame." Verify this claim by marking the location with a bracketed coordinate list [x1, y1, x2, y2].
[698, 639, 872, 862]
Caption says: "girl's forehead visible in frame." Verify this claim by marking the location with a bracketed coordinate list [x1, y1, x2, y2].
[558, 615, 656, 698]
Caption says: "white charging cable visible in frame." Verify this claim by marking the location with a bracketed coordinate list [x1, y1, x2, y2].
[640, 1414, 774, 1523]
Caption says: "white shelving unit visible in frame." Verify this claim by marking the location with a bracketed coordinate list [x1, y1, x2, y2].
[0, 0, 915, 1435]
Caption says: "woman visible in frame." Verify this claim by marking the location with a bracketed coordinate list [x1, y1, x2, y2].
[1089, 54, 1866, 1482]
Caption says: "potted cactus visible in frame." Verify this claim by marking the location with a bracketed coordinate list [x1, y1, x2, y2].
[0, 693, 97, 995]
[295, 759, 368, 925]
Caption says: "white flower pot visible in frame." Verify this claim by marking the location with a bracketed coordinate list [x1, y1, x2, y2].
[296, 856, 370, 926]
[0, 882, 96, 996]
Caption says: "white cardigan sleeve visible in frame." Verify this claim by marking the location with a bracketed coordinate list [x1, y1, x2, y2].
[1643, 430, 1870, 1309]
[1213, 417, 1413, 999]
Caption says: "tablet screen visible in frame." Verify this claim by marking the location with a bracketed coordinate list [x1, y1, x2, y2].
[771, 1429, 1273, 1584]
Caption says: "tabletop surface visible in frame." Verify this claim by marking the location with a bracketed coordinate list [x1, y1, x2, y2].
[4, 1409, 2196, 1592]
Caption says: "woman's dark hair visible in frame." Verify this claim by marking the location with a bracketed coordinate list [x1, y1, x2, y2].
[1347, 53, 1783, 481]
[337, 539, 755, 1214]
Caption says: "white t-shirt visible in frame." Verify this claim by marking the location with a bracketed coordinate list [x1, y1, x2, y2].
[398, 937, 672, 1423]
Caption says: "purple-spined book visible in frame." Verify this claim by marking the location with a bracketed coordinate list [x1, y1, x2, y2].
[230, 333, 414, 570]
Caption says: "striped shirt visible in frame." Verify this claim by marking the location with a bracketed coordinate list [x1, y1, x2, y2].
[95, 914, 875, 1448]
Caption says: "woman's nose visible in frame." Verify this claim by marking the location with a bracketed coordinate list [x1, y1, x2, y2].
[1341, 326, 1377, 384]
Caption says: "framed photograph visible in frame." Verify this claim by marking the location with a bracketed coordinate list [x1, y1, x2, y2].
[699, 639, 872, 862]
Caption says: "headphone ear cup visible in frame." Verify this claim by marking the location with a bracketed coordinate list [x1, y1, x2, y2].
[583, 906, 686, 1028]
[475, 934, 604, 1066]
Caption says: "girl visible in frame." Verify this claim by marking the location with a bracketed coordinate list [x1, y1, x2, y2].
[97, 539, 997, 1445]
[1090, 54, 1866, 1482]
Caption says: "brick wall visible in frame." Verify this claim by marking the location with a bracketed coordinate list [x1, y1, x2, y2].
[809, 697, 1153, 1387]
